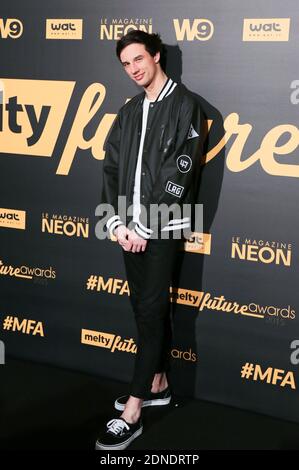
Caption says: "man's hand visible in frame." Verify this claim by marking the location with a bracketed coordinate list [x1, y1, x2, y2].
[114, 225, 132, 251]
[127, 229, 148, 253]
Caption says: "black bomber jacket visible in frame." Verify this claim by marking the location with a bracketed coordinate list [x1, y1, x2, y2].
[102, 80, 203, 239]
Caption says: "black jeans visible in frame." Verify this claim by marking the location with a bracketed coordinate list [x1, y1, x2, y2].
[123, 237, 181, 399]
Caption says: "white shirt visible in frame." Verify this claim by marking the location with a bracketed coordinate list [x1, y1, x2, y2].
[132, 97, 153, 222]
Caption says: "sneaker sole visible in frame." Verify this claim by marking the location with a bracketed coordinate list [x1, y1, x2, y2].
[95, 426, 143, 451]
[114, 395, 171, 411]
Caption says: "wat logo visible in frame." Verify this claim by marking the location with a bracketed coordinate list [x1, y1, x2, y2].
[0, 18, 23, 39]
[243, 18, 290, 41]
[46, 19, 83, 39]
[99, 18, 153, 40]
[42, 213, 89, 238]
[173, 19, 214, 41]
[0, 208, 26, 230]
[231, 236, 292, 266]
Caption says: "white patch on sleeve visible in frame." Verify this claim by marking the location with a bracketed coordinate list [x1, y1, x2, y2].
[187, 123, 199, 140]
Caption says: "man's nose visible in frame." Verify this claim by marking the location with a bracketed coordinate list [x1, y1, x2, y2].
[130, 63, 139, 75]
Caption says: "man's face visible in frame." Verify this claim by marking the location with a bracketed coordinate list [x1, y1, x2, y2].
[120, 42, 160, 87]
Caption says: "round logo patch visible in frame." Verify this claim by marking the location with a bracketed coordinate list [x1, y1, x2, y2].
[176, 155, 192, 173]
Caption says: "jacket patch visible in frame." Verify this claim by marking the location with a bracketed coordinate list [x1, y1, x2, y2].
[165, 181, 184, 198]
[177, 154, 192, 173]
[187, 123, 199, 140]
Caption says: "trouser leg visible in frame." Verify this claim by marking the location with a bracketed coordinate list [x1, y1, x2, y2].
[123, 238, 180, 399]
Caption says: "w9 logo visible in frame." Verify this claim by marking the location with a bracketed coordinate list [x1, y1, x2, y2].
[0, 18, 23, 39]
[173, 19, 214, 41]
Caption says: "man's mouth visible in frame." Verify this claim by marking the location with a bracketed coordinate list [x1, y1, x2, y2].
[134, 73, 144, 81]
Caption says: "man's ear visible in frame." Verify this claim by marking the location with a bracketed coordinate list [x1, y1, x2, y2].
[154, 51, 160, 64]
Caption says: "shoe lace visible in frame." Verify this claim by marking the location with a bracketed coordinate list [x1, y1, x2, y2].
[107, 418, 130, 435]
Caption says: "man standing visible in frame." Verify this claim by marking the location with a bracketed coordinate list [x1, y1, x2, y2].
[96, 30, 202, 450]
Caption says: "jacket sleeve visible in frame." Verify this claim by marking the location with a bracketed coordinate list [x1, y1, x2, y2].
[101, 113, 125, 235]
[136, 95, 202, 238]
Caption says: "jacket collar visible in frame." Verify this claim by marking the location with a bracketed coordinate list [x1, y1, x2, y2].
[140, 77, 177, 105]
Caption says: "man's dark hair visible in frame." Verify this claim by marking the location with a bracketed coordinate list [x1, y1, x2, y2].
[116, 30, 167, 71]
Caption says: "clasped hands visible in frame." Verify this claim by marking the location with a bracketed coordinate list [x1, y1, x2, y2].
[114, 225, 147, 253]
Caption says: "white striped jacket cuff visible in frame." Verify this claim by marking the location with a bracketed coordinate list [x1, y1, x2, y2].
[106, 215, 125, 235]
[134, 220, 153, 240]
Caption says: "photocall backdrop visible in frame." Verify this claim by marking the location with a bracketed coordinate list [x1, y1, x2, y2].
[1, 0, 299, 423]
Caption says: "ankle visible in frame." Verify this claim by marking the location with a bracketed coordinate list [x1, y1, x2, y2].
[121, 410, 141, 424]
[151, 376, 168, 393]
[121, 396, 143, 423]
[151, 384, 168, 393]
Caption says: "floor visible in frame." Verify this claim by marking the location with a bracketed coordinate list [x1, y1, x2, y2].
[1, 357, 299, 451]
